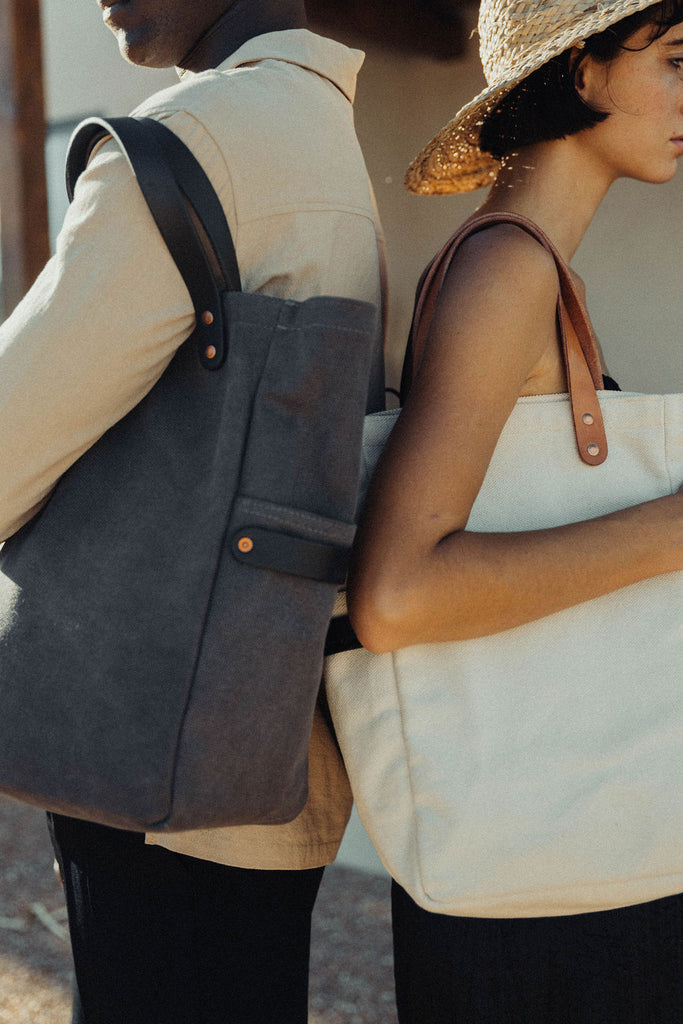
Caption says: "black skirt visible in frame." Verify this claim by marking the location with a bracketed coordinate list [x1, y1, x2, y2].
[392, 883, 683, 1023]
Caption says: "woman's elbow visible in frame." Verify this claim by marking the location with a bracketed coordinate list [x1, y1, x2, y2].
[347, 575, 415, 654]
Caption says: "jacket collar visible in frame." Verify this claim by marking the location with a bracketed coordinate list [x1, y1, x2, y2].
[178, 29, 364, 104]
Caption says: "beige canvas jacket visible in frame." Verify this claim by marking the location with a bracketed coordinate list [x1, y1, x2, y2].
[0, 30, 383, 870]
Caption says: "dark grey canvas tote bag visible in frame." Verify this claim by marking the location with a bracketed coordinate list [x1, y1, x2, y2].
[0, 116, 383, 832]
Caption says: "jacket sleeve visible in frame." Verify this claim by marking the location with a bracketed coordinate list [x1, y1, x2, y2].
[0, 138, 196, 541]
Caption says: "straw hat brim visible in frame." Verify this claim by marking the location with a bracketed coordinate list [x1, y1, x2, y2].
[404, 81, 512, 195]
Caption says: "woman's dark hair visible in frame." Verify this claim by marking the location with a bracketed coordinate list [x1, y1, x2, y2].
[480, 0, 683, 159]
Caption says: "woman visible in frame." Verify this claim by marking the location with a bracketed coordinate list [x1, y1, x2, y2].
[347, 0, 683, 1019]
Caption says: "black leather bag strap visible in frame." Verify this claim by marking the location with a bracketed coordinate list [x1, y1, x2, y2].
[134, 117, 241, 292]
[65, 115, 239, 369]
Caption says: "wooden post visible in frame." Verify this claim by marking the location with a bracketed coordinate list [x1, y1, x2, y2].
[0, 0, 50, 319]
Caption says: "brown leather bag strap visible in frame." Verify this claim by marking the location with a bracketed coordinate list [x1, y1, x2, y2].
[405, 212, 608, 467]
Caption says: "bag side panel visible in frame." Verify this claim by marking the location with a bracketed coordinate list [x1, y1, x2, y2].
[166, 293, 381, 828]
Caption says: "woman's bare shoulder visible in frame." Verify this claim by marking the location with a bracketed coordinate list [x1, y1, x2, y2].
[450, 221, 559, 296]
[430, 221, 560, 348]
[415, 221, 562, 398]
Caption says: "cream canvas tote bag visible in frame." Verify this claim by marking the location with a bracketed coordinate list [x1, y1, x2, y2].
[325, 214, 683, 918]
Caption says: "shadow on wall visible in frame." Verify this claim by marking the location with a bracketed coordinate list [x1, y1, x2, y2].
[307, 0, 468, 60]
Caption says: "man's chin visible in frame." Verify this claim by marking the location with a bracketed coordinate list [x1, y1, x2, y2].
[116, 32, 178, 69]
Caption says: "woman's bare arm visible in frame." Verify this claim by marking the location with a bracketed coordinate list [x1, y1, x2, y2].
[348, 227, 682, 652]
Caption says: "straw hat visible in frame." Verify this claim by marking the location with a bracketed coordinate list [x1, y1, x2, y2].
[405, 0, 661, 194]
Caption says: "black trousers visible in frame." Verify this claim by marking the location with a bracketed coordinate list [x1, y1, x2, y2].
[48, 813, 324, 1024]
[392, 881, 683, 1024]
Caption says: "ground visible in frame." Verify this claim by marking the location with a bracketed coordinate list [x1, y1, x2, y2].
[0, 796, 397, 1023]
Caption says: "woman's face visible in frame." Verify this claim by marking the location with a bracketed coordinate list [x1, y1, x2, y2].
[576, 19, 683, 184]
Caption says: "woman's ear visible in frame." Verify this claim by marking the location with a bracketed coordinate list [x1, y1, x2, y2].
[571, 49, 606, 108]
[569, 45, 588, 92]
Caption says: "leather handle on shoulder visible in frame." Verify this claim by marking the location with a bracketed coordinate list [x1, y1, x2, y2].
[405, 212, 608, 467]
[65, 115, 239, 371]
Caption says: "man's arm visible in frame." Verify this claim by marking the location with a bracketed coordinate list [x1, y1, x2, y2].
[0, 140, 196, 541]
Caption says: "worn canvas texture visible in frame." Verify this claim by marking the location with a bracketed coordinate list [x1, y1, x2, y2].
[0, 290, 380, 831]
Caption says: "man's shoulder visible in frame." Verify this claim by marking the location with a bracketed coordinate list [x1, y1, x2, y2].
[130, 66, 244, 125]
[122, 30, 375, 249]
[130, 29, 361, 129]
[127, 33, 371, 210]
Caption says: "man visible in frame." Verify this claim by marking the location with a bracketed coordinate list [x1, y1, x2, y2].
[0, 1, 382, 1020]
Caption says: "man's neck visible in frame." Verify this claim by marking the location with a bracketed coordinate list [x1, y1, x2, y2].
[178, 0, 308, 73]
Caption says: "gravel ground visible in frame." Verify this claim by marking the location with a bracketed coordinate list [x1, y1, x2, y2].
[0, 796, 397, 1023]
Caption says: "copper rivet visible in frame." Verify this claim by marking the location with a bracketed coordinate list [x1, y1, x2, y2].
[205, 345, 217, 360]
[587, 444, 600, 457]
[238, 537, 254, 553]
[582, 413, 594, 425]
[202, 310, 214, 325]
